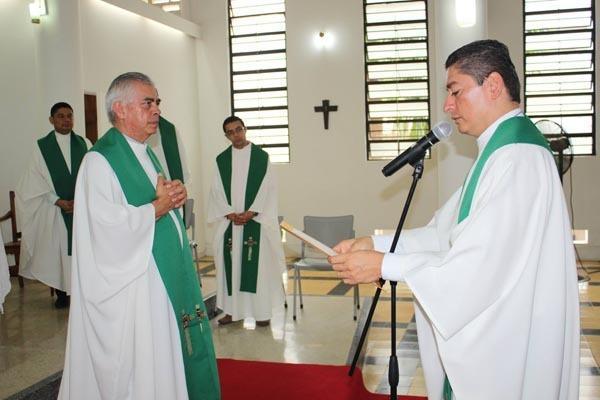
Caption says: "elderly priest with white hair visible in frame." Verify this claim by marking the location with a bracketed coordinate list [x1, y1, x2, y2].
[59, 72, 220, 400]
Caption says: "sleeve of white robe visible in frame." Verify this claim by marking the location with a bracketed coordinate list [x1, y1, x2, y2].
[73, 152, 156, 304]
[372, 189, 462, 255]
[207, 162, 235, 224]
[380, 145, 558, 340]
[248, 162, 279, 230]
[16, 147, 62, 259]
[17, 137, 94, 226]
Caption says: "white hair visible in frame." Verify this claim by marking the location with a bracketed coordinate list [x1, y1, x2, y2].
[105, 72, 155, 125]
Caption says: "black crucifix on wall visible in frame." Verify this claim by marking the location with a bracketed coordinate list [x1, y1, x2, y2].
[314, 99, 338, 130]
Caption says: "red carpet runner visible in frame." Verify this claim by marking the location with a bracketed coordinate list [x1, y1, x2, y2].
[217, 358, 426, 400]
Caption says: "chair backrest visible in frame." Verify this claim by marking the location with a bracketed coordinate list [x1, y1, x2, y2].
[0, 191, 20, 243]
[302, 215, 354, 258]
[183, 198, 194, 230]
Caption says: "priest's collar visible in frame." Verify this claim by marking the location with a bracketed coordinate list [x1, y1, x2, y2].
[476, 108, 523, 153]
[121, 131, 147, 155]
[54, 130, 72, 141]
[232, 142, 251, 152]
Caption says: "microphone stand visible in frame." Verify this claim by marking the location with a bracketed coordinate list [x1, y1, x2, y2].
[348, 153, 426, 400]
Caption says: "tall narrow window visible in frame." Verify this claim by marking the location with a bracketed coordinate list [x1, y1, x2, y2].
[228, 0, 290, 163]
[364, 0, 431, 161]
[524, 0, 595, 155]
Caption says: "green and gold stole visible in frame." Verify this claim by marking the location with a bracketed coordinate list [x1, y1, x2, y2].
[92, 128, 220, 400]
[216, 144, 268, 295]
[37, 131, 88, 255]
[443, 116, 550, 400]
[159, 116, 185, 183]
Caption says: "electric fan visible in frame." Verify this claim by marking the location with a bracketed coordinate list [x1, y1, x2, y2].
[534, 119, 573, 182]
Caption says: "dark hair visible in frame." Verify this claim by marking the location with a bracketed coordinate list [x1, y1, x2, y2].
[445, 39, 521, 103]
[50, 102, 73, 117]
[222, 116, 245, 133]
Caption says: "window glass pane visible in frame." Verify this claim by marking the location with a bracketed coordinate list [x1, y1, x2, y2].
[367, 62, 429, 80]
[230, 14, 285, 36]
[526, 94, 594, 114]
[232, 53, 286, 73]
[233, 90, 288, 109]
[525, 10, 592, 31]
[524, 0, 595, 156]
[232, 71, 287, 90]
[525, 53, 593, 74]
[369, 141, 417, 161]
[231, 33, 286, 53]
[369, 120, 430, 139]
[526, 74, 593, 95]
[364, 0, 431, 160]
[368, 81, 429, 101]
[236, 109, 288, 127]
[230, 0, 285, 17]
[525, 0, 591, 13]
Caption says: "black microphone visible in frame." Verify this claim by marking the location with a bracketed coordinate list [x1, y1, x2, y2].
[382, 122, 453, 177]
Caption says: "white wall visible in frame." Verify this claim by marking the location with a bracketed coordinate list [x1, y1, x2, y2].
[0, 1, 50, 215]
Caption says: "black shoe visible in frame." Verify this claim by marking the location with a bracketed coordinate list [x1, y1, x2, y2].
[54, 290, 70, 309]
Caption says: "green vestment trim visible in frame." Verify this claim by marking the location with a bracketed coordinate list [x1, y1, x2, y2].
[458, 116, 550, 224]
[216, 144, 268, 295]
[444, 116, 550, 399]
[37, 131, 88, 255]
[159, 116, 185, 183]
[92, 128, 220, 400]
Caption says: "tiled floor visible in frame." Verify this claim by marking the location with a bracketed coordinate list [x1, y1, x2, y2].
[1, 259, 599, 399]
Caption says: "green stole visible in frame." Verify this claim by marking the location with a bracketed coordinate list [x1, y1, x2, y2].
[158, 116, 185, 183]
[37, 131, 88, 255]
[92, 128, 220, 400]
[458, 116, 550, 223]
[443, 116, 550, 400]
[216, 144, 268, 295]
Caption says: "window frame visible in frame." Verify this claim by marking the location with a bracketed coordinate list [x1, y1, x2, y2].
[523, 0, 596, 156]
[227, 0, 291, 163]
[363, 0, 433, 161]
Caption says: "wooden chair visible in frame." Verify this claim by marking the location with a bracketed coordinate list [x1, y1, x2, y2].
[0, 191, 23, 287]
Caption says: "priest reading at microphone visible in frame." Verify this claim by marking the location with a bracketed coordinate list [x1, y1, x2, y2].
[329, 40, 579, 400]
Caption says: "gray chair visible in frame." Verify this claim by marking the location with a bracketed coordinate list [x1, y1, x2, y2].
[292, 215, 359, 320]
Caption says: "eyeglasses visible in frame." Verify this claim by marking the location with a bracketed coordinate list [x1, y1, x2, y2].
[226, 126, 245, 136]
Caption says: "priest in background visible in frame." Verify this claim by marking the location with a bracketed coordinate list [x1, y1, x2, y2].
[330, 40, 579, 400]
[59, 72, 220, 400]
[208, 116, 286, 327]
[147, 115, 191, 184]
[16, 102, 91, 308]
